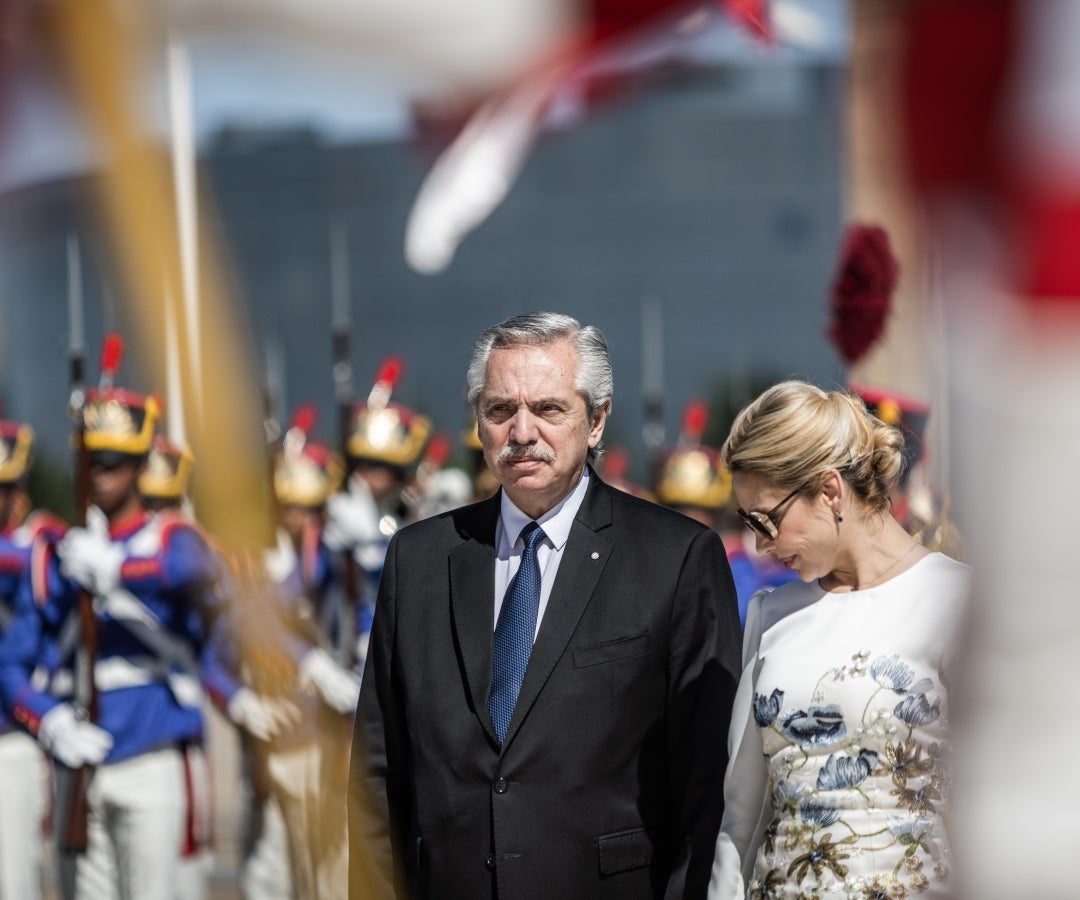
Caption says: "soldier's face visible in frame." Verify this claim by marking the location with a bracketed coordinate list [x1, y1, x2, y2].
[89, 458, 144, 519]
[279, 503, 312, 544]
[477, 339, 607, 519]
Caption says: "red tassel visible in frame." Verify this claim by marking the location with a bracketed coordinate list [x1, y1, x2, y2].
[423, 433, 452, 468]
[368, 356, 404, 409]
[100, 332, 124, 381]
[290, 404, 318, 437]
[603, 446, 629, 480]
[681, 399, 709, 443]
[827, 224, 900, 366]
[373, 356, 404, 392]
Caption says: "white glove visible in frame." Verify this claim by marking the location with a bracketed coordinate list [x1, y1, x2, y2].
[37, 704, 114, 768]
[59, 526, 124, 595]
[323, 490, 381, 553]
[414, 468, 473, 520]
[227, 688, 301, 741]
[298, 648, 361, 714]
[264, 529, 297, 584]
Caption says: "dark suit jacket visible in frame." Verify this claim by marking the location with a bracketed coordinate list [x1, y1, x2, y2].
[350, 472, 741, 900]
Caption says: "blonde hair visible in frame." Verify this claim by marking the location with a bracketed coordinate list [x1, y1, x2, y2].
[721, 380, 905, 513]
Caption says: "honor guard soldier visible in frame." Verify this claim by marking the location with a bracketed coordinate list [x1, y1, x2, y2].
[323, 357, 431, 599]
[137, 434, 230, 899]
[0, 420, 61, 900]
[251, 409, 361, 900]
[653, 399, 795, 624]
[0, 376, 221, 900]
[652, 399, 733, 532]
[402, 433, 473, 522]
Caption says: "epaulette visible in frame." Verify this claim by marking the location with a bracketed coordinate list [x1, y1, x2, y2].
[156, 510, 208, 552]
[20, 510, 68, 545]
[30, 538, 53, 606]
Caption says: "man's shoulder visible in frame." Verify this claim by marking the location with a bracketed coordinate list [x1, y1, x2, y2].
[393, 496, 497, 547]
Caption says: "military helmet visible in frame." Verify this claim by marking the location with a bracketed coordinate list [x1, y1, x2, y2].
[653, 399, 732, 511]
[0, 420, 34, 484]
[346, 356, 431, 469]
[273, 406, 343, 507]
[79, 333, 158, 459]
[82, 388, 160, 457]
[138, 435, 195, 501]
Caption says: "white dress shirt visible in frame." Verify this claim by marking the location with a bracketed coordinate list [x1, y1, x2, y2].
[493, 467, 590, 639]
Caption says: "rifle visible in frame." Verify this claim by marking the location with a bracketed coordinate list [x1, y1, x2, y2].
[61, 323, 123, 853]
[329, 222, 359, 670]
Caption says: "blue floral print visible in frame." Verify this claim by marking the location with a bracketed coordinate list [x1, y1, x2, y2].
[798, 798, 842, 828]
[748, 649, 951, 900]
[869, 654, 913, 691]
[894, 693, 941, 726]
[753, 688, 784, 727]
[816, 750, 880, 791]
[779, 704, 846, 747]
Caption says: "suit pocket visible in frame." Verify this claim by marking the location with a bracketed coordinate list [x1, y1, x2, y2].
[573, 630, 650, 668]
[597, 827, 654, 876]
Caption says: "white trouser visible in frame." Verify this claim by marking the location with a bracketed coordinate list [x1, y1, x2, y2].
[60, 746, 187, 900]
[0, 730, 49, 900]
[174, 745, 213, 900]
[241, 794, 294, 900]
[265, 735, 349, 900]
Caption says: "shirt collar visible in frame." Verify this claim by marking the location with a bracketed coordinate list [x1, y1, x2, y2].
[499, 467, 590, 552]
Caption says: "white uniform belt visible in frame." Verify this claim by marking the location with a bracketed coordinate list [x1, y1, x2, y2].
[39, 657, 203, 708]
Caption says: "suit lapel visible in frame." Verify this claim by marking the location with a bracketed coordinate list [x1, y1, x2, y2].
[449, 495, 500, 744]
[502, 473, 614, 748]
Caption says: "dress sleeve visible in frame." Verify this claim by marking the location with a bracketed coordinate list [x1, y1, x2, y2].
[708, 589, 771, 900]
[938, 559, 973, 685]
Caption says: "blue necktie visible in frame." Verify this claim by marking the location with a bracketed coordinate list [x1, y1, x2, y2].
[490, 521, 545, 744]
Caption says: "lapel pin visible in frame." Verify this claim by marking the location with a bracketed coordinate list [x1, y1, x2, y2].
[590, 551, 600, 560]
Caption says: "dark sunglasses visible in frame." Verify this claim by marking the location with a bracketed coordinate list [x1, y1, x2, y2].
[737, 485, 805, 540]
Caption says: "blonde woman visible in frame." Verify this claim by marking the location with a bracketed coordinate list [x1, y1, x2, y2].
[709, 381, 969, 900]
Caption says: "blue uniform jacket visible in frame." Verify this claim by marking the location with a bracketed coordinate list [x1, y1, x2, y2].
[0, 509, 221, 763]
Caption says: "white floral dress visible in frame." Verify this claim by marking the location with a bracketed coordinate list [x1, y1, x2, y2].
[709, 553, 970, 900]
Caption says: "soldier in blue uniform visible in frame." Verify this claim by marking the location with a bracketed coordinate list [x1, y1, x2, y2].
[0, 386, 222, 900]
[251, 411, 362, 900]
[653, 400, 796, 624]
[323, 359, 432, 639]
[0, 419, 62, 900]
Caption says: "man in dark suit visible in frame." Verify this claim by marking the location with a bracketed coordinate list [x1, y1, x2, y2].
[350, 312, 741, 900]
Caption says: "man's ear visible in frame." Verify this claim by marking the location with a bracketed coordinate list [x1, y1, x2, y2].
[588, 401, 610, 447]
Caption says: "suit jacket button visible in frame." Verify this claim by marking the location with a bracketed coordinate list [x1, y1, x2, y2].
[494, 777, 508, 794]
[485, 853, 496, 871]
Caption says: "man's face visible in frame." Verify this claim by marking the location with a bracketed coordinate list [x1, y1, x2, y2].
[477, 339, 607, 519]
[89, 457, 143, 519]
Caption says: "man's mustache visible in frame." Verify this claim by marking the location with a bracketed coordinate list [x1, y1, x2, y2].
[498, 444, 555, 464]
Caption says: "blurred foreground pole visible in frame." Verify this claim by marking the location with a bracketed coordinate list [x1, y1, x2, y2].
[894, 1, 1080, 897]
[45, 0, 272, 550]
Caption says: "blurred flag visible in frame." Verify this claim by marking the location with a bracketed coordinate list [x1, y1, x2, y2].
[405, 0, 775, 274]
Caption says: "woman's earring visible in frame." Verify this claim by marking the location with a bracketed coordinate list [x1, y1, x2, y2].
[835, 511, 843, 524]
